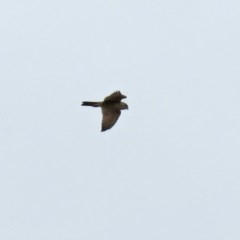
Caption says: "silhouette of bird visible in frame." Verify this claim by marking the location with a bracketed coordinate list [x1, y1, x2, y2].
[82, 91, 128, 131]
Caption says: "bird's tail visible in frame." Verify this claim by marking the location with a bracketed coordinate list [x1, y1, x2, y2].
[81, 101, 101, 107]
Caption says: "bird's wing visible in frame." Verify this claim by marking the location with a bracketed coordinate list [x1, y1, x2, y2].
[101, 107, 121, 131]
[103, 91, 126, 103]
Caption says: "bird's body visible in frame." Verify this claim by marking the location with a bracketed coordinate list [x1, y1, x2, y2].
[82, 91, 128, 132]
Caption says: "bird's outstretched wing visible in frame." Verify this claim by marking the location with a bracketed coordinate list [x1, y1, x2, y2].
[103, 91, 126, 103]
[101, 107, 121, 131]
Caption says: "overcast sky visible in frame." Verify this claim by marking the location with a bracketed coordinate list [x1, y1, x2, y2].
[1, 1, 240, 239]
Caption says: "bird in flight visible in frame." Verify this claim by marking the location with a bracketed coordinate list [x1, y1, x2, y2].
[82, 91, 128, 132]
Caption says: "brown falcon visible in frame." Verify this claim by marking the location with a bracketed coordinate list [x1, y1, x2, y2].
[82, 91, 128, 131]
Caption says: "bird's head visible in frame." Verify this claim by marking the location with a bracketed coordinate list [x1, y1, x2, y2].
[120, 102, 128, 110]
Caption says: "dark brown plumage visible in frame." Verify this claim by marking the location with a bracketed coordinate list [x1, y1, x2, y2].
[82, 91, 128, 131]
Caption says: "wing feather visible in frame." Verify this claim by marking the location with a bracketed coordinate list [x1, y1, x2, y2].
[103, 91, 126, 103]
[101, 107, 121, 131]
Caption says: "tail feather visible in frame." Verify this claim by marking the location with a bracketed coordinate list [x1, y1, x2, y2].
[82, 101, 101, 107]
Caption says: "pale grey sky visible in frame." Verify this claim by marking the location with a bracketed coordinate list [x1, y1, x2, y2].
[1, 1, 240, 239]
